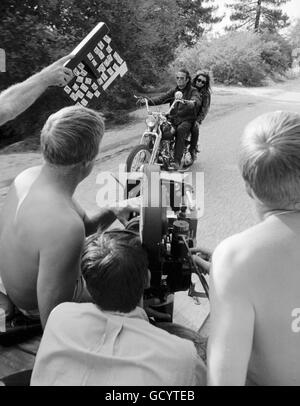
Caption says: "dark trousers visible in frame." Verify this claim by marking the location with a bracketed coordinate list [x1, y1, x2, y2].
[190, 121, 199, 151]
[174, 121, 193, 164]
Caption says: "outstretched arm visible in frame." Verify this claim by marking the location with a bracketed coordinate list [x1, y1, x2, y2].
[189, 88, 202, 112]
[178, 88, 201, 115]
[73, 197, 141, 236]
[0, 54, 74, 126]
[207, 238, 255, 386]
[148, 88, 175, 106]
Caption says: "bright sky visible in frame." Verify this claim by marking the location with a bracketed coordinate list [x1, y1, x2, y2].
[210, 0, 300, 32]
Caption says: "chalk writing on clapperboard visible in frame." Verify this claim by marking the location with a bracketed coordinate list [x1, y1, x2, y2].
[63, 22, 128, 108]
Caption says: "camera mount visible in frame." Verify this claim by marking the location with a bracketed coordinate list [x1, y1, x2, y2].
[125, 164, 209, 320]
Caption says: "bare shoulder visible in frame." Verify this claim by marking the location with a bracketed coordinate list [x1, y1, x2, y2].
[213, 231, 251, 270]
[14, 165, 42, 187]
[213, 221, 268, 267]
[212, 225, 264, 296]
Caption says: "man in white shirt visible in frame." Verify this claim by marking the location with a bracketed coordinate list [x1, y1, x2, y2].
[31, 229, 206, 386]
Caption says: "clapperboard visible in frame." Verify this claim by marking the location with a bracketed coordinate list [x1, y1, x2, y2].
[63, 22, 127, 108]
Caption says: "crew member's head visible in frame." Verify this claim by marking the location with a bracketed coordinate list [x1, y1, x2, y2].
[239, 111, 300, 211]
[41, 105, 105, 179]
[81, 229, 149, 313]
[193, 70, 211, 92]
[176, 68, 191, 90]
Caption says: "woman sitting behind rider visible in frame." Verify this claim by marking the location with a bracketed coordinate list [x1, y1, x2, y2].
[142, 68, 201, 171]
[189, 71, 211, 162]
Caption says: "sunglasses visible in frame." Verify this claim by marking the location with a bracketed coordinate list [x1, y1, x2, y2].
[176, 76, 186, 80]
[196, 78, 207, 84]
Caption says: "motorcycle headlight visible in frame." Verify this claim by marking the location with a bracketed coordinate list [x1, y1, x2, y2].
[146, 115, 156, 129]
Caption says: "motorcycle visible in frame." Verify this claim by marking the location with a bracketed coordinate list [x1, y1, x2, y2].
[126, 93, 196, 172]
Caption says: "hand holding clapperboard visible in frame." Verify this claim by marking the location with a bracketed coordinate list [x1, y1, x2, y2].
[63, 22, 128, 108]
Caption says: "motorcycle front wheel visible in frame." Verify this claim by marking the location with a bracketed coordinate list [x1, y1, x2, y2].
[126, 144, 152, 172]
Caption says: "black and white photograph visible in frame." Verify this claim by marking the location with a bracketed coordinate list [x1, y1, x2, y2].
[1, 0, 300, 389]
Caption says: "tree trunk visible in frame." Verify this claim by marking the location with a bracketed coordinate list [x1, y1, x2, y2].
[254, 0, 262, 31]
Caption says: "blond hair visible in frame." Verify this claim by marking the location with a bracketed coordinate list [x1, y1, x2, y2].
[239, 111, 300, 209]
[41, 105, 105, 166]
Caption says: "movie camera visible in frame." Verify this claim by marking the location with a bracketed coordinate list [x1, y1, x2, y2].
[124, 164, 210, 320]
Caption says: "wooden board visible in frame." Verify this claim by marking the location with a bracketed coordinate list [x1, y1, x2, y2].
[173, 273, 210, 332]
[0, 346, 35, 378]
[0, 335, 41, 380]
[17, 335, 41, 355]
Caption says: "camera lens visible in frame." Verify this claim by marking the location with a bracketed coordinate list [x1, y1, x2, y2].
[173, 220, 189, 235]
[171, 220, 189, 258]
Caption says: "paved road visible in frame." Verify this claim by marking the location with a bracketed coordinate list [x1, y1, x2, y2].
[74, 77, 300, 251]
[1, 78, 300, 252]
[194, 78, 300, 250]
[1, 78, 300, 333]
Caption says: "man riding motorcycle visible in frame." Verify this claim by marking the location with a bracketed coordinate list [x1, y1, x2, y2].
[141, 69, 201, 170]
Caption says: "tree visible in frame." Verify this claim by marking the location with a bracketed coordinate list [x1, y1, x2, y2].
[0, 0, 223, 147]
[226, 0, 290, 32]
[0, 0, 222, 88]
[171, 30, 292, 86]
[175, 0, 222, 45]
[260, 31, 293, 74]
[288, 18, 300, 49]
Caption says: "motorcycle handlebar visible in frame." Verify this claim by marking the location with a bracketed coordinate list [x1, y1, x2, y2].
[165, 98, 192, 115]
[134, 95, 193, 116]
[134, 95, 150, 112]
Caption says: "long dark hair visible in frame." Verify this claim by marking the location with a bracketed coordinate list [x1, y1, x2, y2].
[192, 70, 211, 92]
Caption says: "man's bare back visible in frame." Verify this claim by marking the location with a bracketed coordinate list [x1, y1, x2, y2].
[0, 166, 85, 317]
[206, 111, 300, 385]
[0, 105, 122, 327]
[209, 211, 300, 385]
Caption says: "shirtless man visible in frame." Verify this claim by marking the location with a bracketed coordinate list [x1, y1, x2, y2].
[0, 54, 73, 126]
[208, 111, 300, 385]
[0, 105, 136, 328]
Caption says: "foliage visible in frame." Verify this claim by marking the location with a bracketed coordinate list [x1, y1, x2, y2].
[259, 31, 293, 74]
[0, 0, 220, 147]
[287, 18, 300, 50]
[171, 30, 292, 86]
[225, 0, 290, 32]
[0, 13, 74, 84]
[175, 0, 222, 45]
[0, 0, 220, 86]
